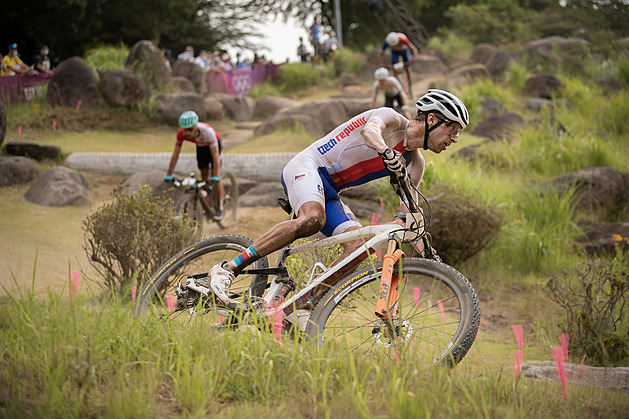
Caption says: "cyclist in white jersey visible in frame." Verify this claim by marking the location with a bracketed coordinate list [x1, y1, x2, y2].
[370, 67, 411, 119]
[208, 90, 470, 306]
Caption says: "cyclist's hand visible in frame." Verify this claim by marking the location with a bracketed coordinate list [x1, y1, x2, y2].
[209, 176, 220, 183]
[164, 174, 174, 182]
[380, 148, 405, 177]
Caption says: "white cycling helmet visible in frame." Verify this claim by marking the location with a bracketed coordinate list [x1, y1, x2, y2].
[416, 89, 469, 129]
[374, 67, 389, 80]
[386, 32, 400, 47]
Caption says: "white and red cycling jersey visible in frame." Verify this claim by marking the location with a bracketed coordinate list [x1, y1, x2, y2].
[175, 122, 220, 148]
[281, 108, 425, 236]
[382, 33, 413, 51]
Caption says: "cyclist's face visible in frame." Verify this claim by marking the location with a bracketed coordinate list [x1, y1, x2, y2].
[428, 114, 461, 153]
[182, 125, 197, 138]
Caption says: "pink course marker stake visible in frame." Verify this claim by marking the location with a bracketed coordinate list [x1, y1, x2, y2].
[414, 288, 420, 307]
[513, 348, 523, 377]
[167, 295, 174, 318]
[560, 333, 570, 361]
[52, 120, 56, 131]
[551, 346, 568, 398]
[18, 126, 22, 137]
[437, 300, 445, 322]
[76, 100, 82, 110]
[131, 285, 137, 302]
[71, 271, 81, 299]
[512, 324, 524, 348]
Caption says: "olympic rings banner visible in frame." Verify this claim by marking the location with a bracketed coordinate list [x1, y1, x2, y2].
[206, 64, 280, 96]
[0, 74, 51, 104]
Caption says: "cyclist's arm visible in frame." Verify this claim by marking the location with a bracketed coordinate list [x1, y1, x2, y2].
[209, 144, 221, 178]
[167, 143, 182, 175]
[400, 149, 424, 213]
[370, 81, 380, 108]
[361, 118, 389, 154]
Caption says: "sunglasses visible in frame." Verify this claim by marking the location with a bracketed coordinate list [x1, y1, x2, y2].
[433, 114, 461, 136]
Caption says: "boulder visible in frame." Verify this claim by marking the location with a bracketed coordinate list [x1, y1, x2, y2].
[594, 75, 623, 95]
[24, 166, 91, 207]
[577, 219, 629, 256]
[338, 72, 361, 87]
[526, 98, 572, 112]
[526, 74, 563, 99]
[447, 63, 490, 87]
[4, 141, 62, 161]
[409, 54, 449, 76]
[170, 76, 196, 93]
[549, 167, 629, 220]
[479, 96, 506, 115]
[253, 96, 299, 119]
[172, 61, 205, 94]
[46, 56, 100, 108]
[471, 112, 526, 141]
[204, 96, 226, 120]
[469, 43, 497, 65]
[485, 50, 517, 78]
[239, 182, 285, 207]
[0, 98, 6, 147]
[125, 40, 171, 89]
[524, 36, 590, 69]
[336, 98, 372, 119]
[342, 197, 383, 220]
[0, 156, 39, 187]
[453, 142, 492, 162]
[99, 69, 149, 107]
[212, 94, 255, 122]
[155, 93, 207, 126]
[121, 170, 184, 203]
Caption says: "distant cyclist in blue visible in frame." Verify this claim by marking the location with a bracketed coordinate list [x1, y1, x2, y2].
[309, 17, 322, 63]
[377, 32, 419, 98]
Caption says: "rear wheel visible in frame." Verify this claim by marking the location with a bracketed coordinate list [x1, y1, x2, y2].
[307, 258, 480, 367]
[217, 172, 238, 228]
[134, 235, 268, 322]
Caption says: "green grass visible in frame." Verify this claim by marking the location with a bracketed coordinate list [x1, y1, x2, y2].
[1, 287, 628, 417]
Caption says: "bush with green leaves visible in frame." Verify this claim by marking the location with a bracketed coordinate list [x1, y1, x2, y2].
[278, 62, 321, 93]
[546, 258, 629, 366]
[83, 185, 197, 293]
[84, 43, 129, 71]
[331, 47, 364, 76]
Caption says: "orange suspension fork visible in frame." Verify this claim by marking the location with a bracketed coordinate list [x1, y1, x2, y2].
[375, 239, 405, 320]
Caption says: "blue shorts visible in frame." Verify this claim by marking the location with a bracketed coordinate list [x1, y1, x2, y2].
[281, 155, 360, 237]
[390, 48, 411, 66]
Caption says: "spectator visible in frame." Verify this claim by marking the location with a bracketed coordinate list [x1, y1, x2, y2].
[377, 32, 419, 98]
[234, 53, 249, 71]
[1, 43, 37, 76]
[209, 51, 225, 72]
[194, 50, 211, 71]
[164, 49, 174, 71]
[221, 52, 232, 73]
[297, 36, 310, 63]
[177, 45, 195, 62]
[32, 44, 54, 75]
[320, 30, 339, 63]
[309, 17, 322, 64]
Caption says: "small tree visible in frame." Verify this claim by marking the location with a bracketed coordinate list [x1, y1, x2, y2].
[83, 185, 197, 293]
[546, 258, 629, 366]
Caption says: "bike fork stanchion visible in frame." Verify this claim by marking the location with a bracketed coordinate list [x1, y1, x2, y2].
[374, 239, 406, 320]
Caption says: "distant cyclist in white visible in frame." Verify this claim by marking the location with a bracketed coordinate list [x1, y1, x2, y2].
[207, 90, 469, 310]
[370, 67, 412, 119]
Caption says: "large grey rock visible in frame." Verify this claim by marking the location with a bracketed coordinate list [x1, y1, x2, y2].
[204, 96, 226, 120]
[577, 219, 629, 256]
[212, 94, 255, 122]
[24, 166, 91, 206]
[125, 40, 171, 89]
[99, 69, 149, 107]
[172, 61, 205, 94]
[239, 182, 285, 207]
[549, 167, 629, 220]
[4, 141, 62, 161]
[155, 93, 207, 126]
[469, 43, 497, 65]
[526, 74, 563, 99]
[471, 112, 526, 141]
[0, 156, 39, 187]
[594, 75, 623, 95]
[253, 96, 299, 119]
[339, 73, 361, 87]
[336, 98, 372, 119]
[522, 361, 629, 392]
[121, 170, 184, 203]
[171, 76, 196, 93]
[485, 50, 517, 78]
[47, 56, 100, 108]
[524, 36, 590, 68]
[447, 64, 490, 87]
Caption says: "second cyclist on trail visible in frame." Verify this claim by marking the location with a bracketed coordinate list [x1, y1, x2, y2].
[206, 89, 469, 311]
[165, 111, 225, 221]
[371, 67, 412, 119]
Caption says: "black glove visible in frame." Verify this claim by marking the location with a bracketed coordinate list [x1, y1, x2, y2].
[379, 148, 405, 176]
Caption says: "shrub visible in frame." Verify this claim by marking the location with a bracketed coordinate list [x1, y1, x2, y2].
[278, 63, 321, 92]
[427, 31, 474, 66]
[546, 258, 629, 366]
[84, 43, 129, 71]
[331, 47, 364, 76]
[250, 81, 282, 99]
[83, 185, 197, 293]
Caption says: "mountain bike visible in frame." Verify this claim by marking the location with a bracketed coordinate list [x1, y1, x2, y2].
[137, 169, 480, 367]
[173, 172, 238, 230]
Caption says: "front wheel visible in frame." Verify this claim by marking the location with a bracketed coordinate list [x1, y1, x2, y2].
[217, 172, 238, 228]
[176, 193, 204, 235]
[134, 234, 268, 319]
[307, 258, 480, 367]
